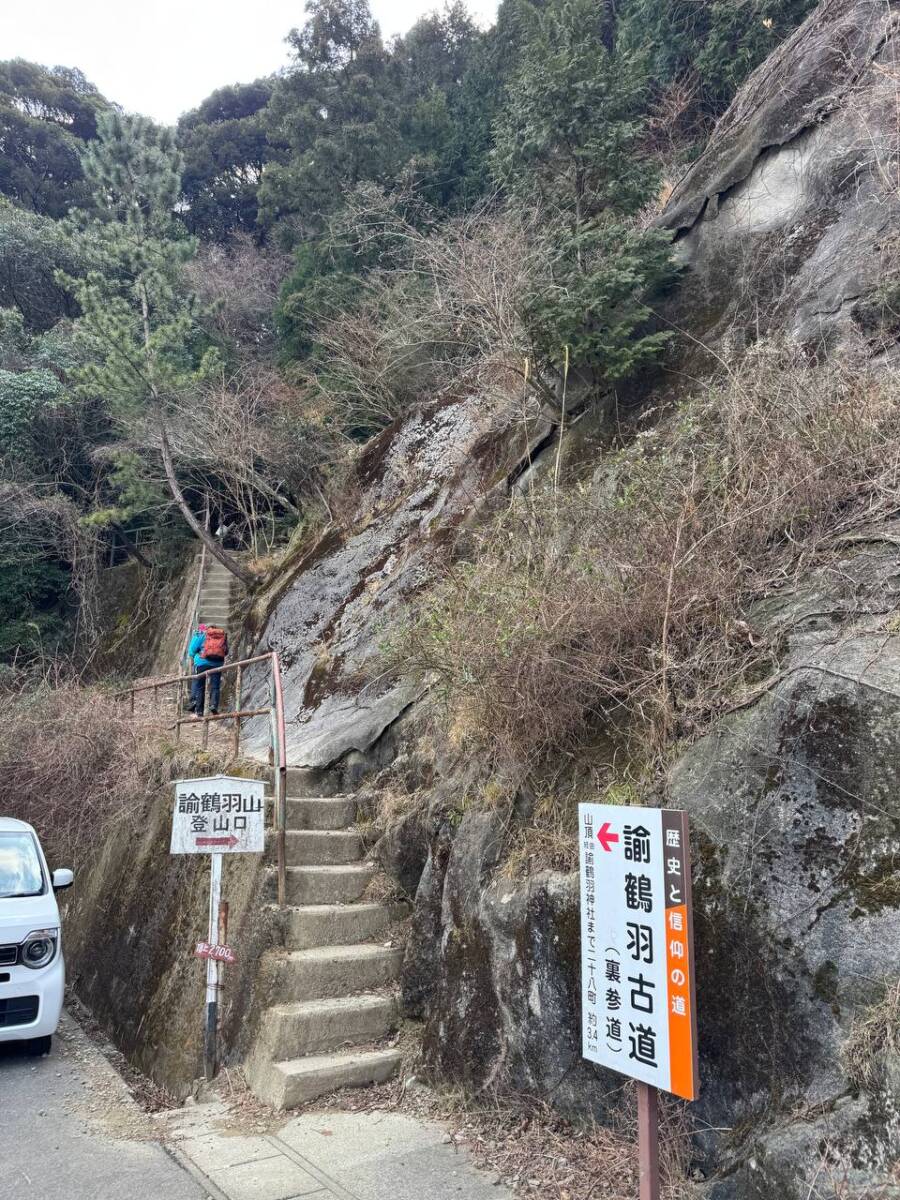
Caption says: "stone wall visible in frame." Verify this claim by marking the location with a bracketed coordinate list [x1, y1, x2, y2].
[62, 755, 276, 1097]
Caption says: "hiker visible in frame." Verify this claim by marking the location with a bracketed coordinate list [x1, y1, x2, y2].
[188, 622, 229, 716]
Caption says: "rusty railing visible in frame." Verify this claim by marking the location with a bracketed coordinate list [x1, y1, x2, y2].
[116, 651, 289, 906]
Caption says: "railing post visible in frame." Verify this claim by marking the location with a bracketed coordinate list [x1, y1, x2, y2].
[202, 716, 209, 750]
[270, 652, 288, 910]
[232, 665, 242, 760]
[129, 689, 135, 718]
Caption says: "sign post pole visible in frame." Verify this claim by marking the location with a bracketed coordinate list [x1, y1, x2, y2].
[637, 1082, 661, 1200]
[171, 774, 267, 1082]
[204, 852, 222, 1081]
[578, 803, 698, 1196]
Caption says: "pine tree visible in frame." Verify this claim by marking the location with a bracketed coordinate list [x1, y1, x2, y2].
[61, 111, 254, 583]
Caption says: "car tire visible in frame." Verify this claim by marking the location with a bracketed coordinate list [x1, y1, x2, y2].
[26, 1035, 51, 1056]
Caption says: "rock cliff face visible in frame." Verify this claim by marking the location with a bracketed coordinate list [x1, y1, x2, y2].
[671, 536, 900, 1194]
[659, 0, 900, 356]
[245, 393, 542, 769]
[252, 1, 900, 1193]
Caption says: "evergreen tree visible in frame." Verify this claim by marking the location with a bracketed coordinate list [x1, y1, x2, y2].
[493, 0, 676, 386]
[616, 0, 817, 119]
[61, 111, 254, 583]
[0, 198, 84, 330]
[259, 0, 398, 239]
[493, 0, 654, 223]
[0, 60, 108, 217]
[178, 80, 276, 242]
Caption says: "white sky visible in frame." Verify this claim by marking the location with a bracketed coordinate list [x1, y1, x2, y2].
[0, 0, 500, 124]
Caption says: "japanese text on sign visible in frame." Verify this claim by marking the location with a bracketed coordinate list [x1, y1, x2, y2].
[171, 775, 266, 855]
[579, 803, 698, 1100]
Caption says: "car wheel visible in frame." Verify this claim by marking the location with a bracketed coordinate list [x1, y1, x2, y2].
[26, 1035, 51, 1056]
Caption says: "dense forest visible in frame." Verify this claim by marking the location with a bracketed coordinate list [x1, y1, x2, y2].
[0, 0, 816, 662]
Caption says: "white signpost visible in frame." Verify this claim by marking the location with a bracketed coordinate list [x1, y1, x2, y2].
[579, 803, 698, 1199]
[171, 775, 266, 1078]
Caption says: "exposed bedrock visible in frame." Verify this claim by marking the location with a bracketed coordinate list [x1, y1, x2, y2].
[657, 0, 900, 355]
[244, 394, 547, 767]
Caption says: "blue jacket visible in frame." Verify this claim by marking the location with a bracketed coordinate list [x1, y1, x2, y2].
[189, 631, 227, 669]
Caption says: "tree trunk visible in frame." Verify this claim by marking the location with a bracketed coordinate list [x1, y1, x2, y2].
[158, 422, 256, 586]
[110, 521, 153, 569]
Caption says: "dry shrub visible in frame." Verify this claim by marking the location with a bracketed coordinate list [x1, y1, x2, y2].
[436, 1089, 695, 1200]
[400, 340, 900, 772]
[0, 678, 162, 868]
[841, 979, 900, 1094]
[313, 198, 545, 431]
[186, 232, 291, 355]
[164, 363, 334, 554]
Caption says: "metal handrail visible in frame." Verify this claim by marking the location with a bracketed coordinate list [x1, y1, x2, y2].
[270, 651, 288, 908]
[182, 542, 208, 673]
[116, 650, 290, 908]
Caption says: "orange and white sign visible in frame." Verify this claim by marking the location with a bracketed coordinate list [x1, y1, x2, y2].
[579, 804, 698, 1100]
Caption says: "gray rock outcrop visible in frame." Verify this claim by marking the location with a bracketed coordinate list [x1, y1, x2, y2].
[245, 394, 537, 766]
[658, 0, 900, 355]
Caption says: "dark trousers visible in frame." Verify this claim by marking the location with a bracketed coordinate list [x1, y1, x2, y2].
[191, 663, 223, 714]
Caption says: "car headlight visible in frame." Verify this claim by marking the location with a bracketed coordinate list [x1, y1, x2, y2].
[21, 929, 59, 969]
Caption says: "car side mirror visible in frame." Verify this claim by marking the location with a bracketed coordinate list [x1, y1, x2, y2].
[52, 868, 74, 891]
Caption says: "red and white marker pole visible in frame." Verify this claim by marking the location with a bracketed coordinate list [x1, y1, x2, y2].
[204, 853, 222, 1080]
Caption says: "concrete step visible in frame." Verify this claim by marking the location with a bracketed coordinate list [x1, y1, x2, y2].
[268, 944, 403, 1001]
[285, 864, 375, 905]
[250, 1048, 402, 1110]
[285, 830, 363, 866]
[286, 797, 356, 830]
[286, 767, 340, 797]
[255, 993, 399, 1060]
[278, 902, 409, 950]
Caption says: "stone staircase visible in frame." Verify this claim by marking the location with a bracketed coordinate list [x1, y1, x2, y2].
[246, 770, 407, 1109]
[197, 555, 242, 631]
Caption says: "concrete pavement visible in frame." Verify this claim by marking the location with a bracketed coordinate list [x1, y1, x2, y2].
[167, 1101, 514, 1200]
[0, 1012, 205, 1200]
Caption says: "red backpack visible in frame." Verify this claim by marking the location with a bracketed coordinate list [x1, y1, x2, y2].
[203, 627, 228, 661]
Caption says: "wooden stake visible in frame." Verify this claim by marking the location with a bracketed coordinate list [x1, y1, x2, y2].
[637, 1083, 661, 1200]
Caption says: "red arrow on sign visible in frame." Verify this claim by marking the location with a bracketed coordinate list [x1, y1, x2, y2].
[596, 822, 619, 852]
[195, 834, 239, 848]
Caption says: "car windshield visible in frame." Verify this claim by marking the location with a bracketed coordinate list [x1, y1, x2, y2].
[0, 832, 44, 898]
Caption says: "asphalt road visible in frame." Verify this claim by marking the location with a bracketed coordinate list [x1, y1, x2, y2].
[0, 1012, 512, 1200]
[0, 1012, 206, 1200]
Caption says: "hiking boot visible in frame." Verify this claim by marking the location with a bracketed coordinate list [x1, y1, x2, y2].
[210, 709, 219, 716]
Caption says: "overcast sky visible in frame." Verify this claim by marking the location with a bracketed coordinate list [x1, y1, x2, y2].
[0, 0, 500, 124]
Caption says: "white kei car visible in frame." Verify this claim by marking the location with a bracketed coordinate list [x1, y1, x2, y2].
[0, 818, 73, 1055]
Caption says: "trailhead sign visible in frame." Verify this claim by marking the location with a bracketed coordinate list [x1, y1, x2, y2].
[579, 803, 698, 1101]
[171, 775, 265, 855]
